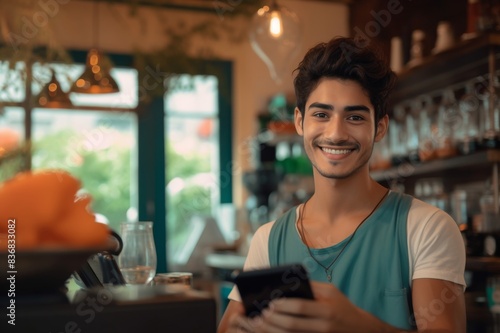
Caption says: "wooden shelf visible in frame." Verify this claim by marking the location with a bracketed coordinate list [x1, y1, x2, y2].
[370, 150, 500, 183]
[466, 256, 500, 272]
[392, 32, 500, 104]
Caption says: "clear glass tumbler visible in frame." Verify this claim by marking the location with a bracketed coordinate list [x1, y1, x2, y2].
[118, 221, 157, 285]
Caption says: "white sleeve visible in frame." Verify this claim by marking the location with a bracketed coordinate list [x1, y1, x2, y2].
[227, 221, 274, 302]
[407, 198, 466, 289]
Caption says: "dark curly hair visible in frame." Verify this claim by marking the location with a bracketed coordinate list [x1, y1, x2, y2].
[293, 36, 397, 124]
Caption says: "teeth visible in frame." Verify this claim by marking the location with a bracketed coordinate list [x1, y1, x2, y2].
[322, 148, 352, 154]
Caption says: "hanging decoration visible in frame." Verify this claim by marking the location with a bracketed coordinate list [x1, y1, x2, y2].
[37, 68, 73, 108]
[70, 48, 119, 94]
[70, 0, 119, 94]
[248, 0, 303, 84]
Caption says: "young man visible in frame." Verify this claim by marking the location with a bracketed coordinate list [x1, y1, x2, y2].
[218, 36, 466, 333]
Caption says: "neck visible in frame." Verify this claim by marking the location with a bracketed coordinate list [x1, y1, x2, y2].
[308, 170, 387, 222]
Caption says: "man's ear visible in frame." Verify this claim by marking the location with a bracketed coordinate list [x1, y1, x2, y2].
[294, 107, 304, 136]
[374, 115, 389, 142]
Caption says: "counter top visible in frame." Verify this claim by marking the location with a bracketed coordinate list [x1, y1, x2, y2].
[1, 285, 217, 333]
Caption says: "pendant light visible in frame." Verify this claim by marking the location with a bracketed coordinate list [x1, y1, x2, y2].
[71, 48, 119, 94]
[70, 0, 119, 94]
[249, 0, 302, 84]
[37, 68, 73, 108]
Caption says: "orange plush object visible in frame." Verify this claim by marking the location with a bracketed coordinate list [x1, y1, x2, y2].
[0, 170, 109, 250]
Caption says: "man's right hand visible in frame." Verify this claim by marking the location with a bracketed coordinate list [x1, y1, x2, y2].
[217, 300, 258, 333]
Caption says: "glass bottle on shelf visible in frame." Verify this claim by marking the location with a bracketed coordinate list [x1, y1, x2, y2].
[407, 29, 426, 68]
[480, 76, 500, 148]
[477, 0, 496, 32]
[436, 89, 459, 158]
[370, 133, 391, 171]
[418, 95, 438, 162]
[479, 179, 500, 233]
[463, 0, 480, 39]
[406, 103, 420, 163]
[389, 105, 408, 165]
[457, 80, 481, 154]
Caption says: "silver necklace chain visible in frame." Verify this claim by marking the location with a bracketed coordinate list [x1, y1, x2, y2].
[298, 190, 389, 282]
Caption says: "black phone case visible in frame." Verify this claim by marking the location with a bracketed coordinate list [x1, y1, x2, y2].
[234, 264, 314, 318]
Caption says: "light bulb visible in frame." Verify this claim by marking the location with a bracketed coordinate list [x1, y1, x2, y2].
[249, 2, 302, 84]
[269, 11, 283, 38]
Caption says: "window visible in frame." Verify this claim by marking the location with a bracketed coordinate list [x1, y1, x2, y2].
[0, 56, 234, 273]
[31, 108, 138, 232]
[136, 61, 233, 273]
[0, 61, 139, 235]
[164, 75, 223, 271]
[0, 107, 25, 181]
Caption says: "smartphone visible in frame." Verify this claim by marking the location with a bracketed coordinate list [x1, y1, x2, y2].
[234, 264, 314, 318]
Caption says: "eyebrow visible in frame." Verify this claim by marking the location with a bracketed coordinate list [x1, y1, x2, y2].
[308, 102, 370, 112]
[308, 102, 333, 110]
[344, 105, 370, 112]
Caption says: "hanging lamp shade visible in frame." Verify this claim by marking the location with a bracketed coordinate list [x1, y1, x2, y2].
[37, 70, 73, 108]
[249, 1, 302, 84]
[70, 48, 119, 94]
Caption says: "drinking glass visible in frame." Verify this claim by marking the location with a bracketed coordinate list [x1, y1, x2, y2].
[118, 221, 157, 285]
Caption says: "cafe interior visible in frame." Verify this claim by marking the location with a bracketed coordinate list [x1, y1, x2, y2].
[0, 0, 499, 331]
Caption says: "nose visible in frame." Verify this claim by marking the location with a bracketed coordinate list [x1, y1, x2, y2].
[324, 114, 349, 143]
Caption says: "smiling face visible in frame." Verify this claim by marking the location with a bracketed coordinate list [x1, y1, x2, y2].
[295, 78, 388, 180]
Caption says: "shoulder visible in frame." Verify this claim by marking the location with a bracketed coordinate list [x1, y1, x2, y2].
[407, 197, 466, 288]
[252, 220, 276, 244]
[407, 196, 461, 247]
[272, 206, 299, 225]
[252, 204, 300, 242]
[245, 206, 301, 268]
[407, 196, 458, 233]
[242, 221, 275, 272]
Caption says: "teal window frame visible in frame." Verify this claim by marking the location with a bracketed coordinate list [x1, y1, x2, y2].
[138, 60, 233, 273]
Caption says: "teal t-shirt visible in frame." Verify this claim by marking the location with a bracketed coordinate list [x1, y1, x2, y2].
[268, 191, 415, 330]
